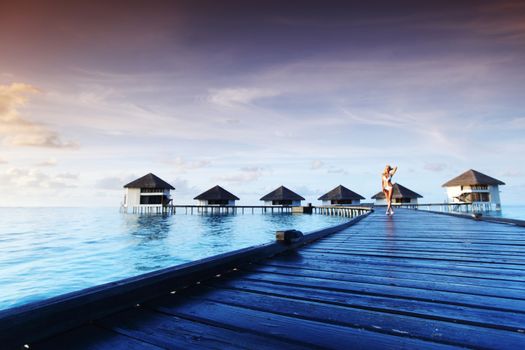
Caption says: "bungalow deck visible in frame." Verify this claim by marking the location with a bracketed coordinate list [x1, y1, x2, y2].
[6, 209, 525, 349]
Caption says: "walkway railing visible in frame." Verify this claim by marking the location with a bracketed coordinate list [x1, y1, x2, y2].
[393, 202, 496, 213]
[123, 204, 373, 217]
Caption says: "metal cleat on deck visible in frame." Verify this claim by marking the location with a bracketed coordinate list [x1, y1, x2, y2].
[276, 229, 303, 244]
[471, 212, 483, 220]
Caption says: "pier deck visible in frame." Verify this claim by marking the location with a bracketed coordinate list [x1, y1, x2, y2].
[14, 210, 525, 349]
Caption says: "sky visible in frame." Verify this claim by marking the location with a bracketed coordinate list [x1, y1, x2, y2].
[0, 0, 524, 207]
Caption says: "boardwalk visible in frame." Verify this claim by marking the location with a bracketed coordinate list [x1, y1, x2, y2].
[20, 211, 525, 348]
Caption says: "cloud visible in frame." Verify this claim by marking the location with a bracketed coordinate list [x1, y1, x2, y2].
[0, 83, 77, 148]
[424, 162, 447, 172]
[0, 157, 7, 164]
[311, 160, 324, 170]
[217, 166, 264, 184]
[208, 87, 279, 107]
[95, 175, 137, 190]
[167, 157, 212, 173]
[470, 1, 525, 41]
[502, 170, 525, 177]
[169, 178, 198, 196]
[326, 167, 348, 175]
[36, 158, 57, 167]
[293, 185, 319, 197]
[0, 168, 77, 189]
[56, 172, 79, 180]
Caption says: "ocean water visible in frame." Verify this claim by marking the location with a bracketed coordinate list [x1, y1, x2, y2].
[486, 204, 525, 220]
[0, 208, 349, 311]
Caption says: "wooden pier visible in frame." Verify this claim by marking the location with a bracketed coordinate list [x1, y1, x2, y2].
[124, 204, 367, 216]
[2, 209, 525, 349]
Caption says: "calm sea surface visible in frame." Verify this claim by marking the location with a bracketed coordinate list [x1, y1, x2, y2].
[485, 204, 525, 220]
[0, 208, 349, 311]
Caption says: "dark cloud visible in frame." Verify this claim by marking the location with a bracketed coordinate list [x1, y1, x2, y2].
[2, 1, 524, 74]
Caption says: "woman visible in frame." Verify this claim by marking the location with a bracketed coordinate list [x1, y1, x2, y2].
[382, 165, 398, 215]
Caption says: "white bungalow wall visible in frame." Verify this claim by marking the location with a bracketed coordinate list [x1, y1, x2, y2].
[445, 185, 501, 209]
[125, 188, 141, 207]
[125, 188, 171, 207]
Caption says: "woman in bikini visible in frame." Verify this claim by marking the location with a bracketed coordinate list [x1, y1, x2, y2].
[382, 165, 398, 215]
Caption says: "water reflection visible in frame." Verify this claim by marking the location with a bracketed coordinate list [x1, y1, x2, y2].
[124, 214, 172, 242]
[385, 216, 395, 238]
[123, 213, 174, 271]
[385, 216, 397, 252]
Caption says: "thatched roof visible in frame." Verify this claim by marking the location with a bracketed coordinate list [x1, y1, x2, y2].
[318, 185, 365, 201]
[123, 173, 175, 190]
[442, 169, 505, 187]
[371, 183, 423, 199]
[260, 186, 305, 201]
[194, 185, 239, 201]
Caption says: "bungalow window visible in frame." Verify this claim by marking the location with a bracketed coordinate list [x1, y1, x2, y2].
[273, 200, 293, 205]
[393, 198, 412, 203]
[140, 195, 163, 204]
[471, 192, 490, 202]
[457, 192, 490, 202]
[207, 199, 230, 205]
[472, 185, 488, 190]
[332, 200, 354, 205]
[141, 188, 163, 193]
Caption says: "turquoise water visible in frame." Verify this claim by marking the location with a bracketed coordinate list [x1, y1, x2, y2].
[486, 204, 525, 220]
[0, 208, 349, 311]
[500, 204, 525, 220]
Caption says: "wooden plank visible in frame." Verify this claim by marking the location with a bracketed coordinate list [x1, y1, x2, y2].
[255, 261, 525, 290]
[269, 253, 525, 280]
[189, 285, 525, 349]
[149, 297, 464, 350]
[96, 307, 309, 350]
[210, 278, 525, 331]
[236, 271, 525, 312]
[289, 251, 525, 275]
[301, 247, 525, 264]
[310, 242, 525, 255]
[243, 264, 525, 299]
[33, 324, 163, 350]
[318, 238, 525, 246]
[411, 208, 525, 227]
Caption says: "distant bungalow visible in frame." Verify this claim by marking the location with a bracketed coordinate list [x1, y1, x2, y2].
[260, 186, 305, 206]
[318, 185, 365, 205]
[194, 185, 239, 206]
[442, 169, 505, 210]
[123, 173, 174, 208]
[371, 183, 422, 205]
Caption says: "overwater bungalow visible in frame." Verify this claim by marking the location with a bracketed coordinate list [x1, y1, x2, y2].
[194, 185, 239, 206]
[123, 173, 175, 208]
[318, 185, 365, 206]
[442, 169, 505, 210]
[260, 186, 305, 206]
[371, 183, 422, 205]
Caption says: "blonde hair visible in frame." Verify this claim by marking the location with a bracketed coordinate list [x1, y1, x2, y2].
[383, 165, 391, 176]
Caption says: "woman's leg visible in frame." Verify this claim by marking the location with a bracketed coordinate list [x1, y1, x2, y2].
[387, 189, 394, 213]
[383, 189, 390, 214]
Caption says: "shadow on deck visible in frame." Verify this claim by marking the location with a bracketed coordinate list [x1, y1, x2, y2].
[10, 210, 525, 349]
